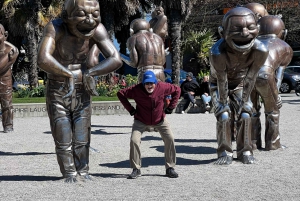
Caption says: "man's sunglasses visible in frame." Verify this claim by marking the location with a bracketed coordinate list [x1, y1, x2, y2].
[145, 82, 154, 85]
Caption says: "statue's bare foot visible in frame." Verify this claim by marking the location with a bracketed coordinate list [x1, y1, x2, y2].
[81, 174, 93, 181]
[64, 175, 77, 183]
[214, 156, 233, 165]
[4, 128, 13, 133]
[239, 155, 255, 164]
[281, 144, 287, 149]
[89, 146, 100, 153]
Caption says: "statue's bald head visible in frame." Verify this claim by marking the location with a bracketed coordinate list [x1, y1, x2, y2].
[63, 0, 76, 16]
[130, 19, 150, 35]
[63, 0, 98, 16]
[222, 7, 255, 29]
[258, 15, 286, 39]
[244, 3, 269, 20]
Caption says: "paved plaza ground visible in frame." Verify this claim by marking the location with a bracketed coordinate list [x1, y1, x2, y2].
[0, 93, 299, 200]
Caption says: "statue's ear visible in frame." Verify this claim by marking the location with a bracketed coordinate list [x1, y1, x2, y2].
[218, 26, 224, 38]
[130, 28, 134, 36]
[282, 29, 288, 41]
[4, 31, 8, 39]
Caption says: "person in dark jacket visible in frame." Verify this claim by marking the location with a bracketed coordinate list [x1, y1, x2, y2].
[200, 76, 211, 112]
[117, 71, 181, 179]
[180, 72, 200, 113]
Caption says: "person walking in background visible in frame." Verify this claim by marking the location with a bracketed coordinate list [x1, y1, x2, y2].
[117, 71, 181, 179]
[200, 75, 211, 113]
[180, 72, 200, 113]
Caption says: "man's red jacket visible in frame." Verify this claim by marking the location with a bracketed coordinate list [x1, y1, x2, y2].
[117, 82, 181, 125]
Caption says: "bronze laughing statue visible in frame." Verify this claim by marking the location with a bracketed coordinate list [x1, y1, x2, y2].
[125, 19, 166, 83]
[37, 0, 122, 183]
[250, 15, 293, 150]
[0, 24, 19, 133]
[209, 7, 268, 165]
[149, 3, 168, 42]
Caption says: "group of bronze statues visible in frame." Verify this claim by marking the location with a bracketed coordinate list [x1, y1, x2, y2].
[0, 0, 293, 182]
[210, 3, 293, 165]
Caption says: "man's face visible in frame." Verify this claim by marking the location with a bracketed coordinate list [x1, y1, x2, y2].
[186, 76, 192, 81]
[144, 82, 156, 93]
[65, 0, 100, 39]
[224, 14, 259, 52]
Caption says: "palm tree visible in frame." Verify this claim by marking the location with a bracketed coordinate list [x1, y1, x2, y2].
[182, 29, 217, 70]
[150, 0, 196, 85]
[1, 0, 63, 88]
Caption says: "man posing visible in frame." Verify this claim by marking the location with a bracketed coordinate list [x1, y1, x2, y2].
[117, 71, 181, 179]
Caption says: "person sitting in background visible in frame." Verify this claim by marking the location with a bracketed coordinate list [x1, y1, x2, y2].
[200, 76, 211, 112]
[180, 72, 200, 113]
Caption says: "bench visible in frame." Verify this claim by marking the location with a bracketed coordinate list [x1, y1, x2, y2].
[175, 97, 212, 114]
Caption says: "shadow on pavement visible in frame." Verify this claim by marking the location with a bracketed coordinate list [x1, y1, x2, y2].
[91, 173, 165, 178]
[0, 151, 54, 156]
[142, 135, 217, 143]
[43, 130, 130, 135]
[0, 175, 61, 181]
[151, 145, 216, 155]
[100, 156, 215, 169]
[91, 125, 132, 128]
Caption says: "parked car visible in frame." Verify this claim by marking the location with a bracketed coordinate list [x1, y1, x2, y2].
[280, 66, 300, 93]
[164, 69, 196, 85]
[286, 65, 300, 73]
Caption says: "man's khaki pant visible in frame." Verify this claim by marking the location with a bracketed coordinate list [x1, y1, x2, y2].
[130, 118, 176, 169]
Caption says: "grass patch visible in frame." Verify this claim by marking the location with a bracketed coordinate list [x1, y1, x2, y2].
[12, 96, 119, 103]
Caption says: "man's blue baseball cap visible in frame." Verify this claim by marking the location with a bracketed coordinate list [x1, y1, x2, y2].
[142, 71, 157, 84]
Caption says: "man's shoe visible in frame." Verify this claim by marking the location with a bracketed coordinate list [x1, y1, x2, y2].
[127, 168, 141, 179]
[181, 111, 185, 114]
[205, 104, 210, 110]
[166, 167, 178, 178]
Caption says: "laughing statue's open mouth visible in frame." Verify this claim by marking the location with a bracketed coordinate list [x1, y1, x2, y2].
[77, 25, 96, 36]
[232, 38, 255, 51]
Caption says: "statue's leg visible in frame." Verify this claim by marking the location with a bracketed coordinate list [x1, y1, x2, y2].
[0, 78, 13, 132]
[72, 89, 93, 180]
[215, 113, 233, 165]
[265, 112, 281, 150]
[231, 88, 254, 164]
[250, 89, 262, 150]
[236, 112, 254, 164]
[46, 80, 77, 183]
[1, 93, 13, 132]
[255, 67, 281, 150]
[210, 83, 233, 165]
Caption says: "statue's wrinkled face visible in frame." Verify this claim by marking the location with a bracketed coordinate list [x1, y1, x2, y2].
[65, 0, 100, 39]
[224, 14, 259, 52]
